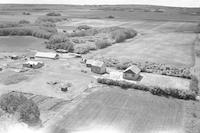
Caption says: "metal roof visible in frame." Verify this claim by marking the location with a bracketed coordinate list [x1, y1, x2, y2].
[123, 65, 141, 74]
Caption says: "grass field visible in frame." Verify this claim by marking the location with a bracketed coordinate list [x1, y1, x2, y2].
[91, 32, 196, 67]
[0, 36, 46, 52]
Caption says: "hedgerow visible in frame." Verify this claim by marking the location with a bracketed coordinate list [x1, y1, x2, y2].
[97, 78, 196, 100]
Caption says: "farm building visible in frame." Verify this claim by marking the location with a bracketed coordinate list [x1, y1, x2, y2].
[23, 61, 44, 69]
[35, 52, 59, 59]
[91, 61, 106, 74]
[9, 55, 19, 60]
[123, 65, 141, 81]
[86, 59, 96, 67]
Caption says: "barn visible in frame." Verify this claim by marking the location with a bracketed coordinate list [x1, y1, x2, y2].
[23, 61, 44, 69]
[123, 65, 141, 81]
[35, 52, 59, 59]
[91, 61, 106, 74]
[86, 59, 96, 67]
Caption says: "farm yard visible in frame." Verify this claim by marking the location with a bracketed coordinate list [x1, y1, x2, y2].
[0, 4, 199, 133]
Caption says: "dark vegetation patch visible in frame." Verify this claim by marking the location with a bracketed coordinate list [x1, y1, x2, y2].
[45, 26, 137, 54]
[0, 15, 69, 39]
[97, 78, 196, 100]
[0, 92, 40, 126]
[46, 12, 61, 16]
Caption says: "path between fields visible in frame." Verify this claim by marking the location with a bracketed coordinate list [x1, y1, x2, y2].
[48, 87, 185, 133]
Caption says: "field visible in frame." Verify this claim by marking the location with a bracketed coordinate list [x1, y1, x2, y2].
[0, 36, 46, 52]
[50, 87, 185, 133]
[0, 4, 199, 133]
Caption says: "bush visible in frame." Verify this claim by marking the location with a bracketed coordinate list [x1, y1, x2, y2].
[18, 20, 30, 24]
[74, 43, 96, 54]
[0, 92, 41, 126]
[22, 12, 31, 15]
[16, 99, 40, 125]
[77, 25, 92, 30]
[97, 78, 196, 100]
[107, 15, 115, 19]
[48, 34, 69, 44]
[0, 93, 28, 114]
[35, 16, 68, 24]
[46, 41, 74, 52]
[95, 39, 112, 49]
[0, 26, 53, 39]
[111, 28, 137, 43]
[46, 12, 61, 16]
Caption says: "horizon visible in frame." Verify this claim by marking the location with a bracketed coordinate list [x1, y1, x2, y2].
[0, 0, 199, 8]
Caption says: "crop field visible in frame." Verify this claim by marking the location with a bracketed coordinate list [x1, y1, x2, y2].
[51, 87, 185, 133]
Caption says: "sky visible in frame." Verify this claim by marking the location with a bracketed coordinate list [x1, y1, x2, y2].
[0, 0, 199, 7]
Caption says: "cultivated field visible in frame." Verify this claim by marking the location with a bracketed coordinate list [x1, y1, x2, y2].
[50, 87, 185, 133]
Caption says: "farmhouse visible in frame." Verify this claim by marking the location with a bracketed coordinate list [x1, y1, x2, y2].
[35, 52, 59, 59]
[23, 61, 44, 69]
[123, 65, 141, 81]
[91, 61, 106, 74]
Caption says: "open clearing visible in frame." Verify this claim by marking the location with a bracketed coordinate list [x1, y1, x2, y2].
[50, 87, 184, 133]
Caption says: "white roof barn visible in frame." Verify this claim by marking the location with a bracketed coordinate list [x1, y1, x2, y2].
[35, 52, 59, 59]
[123, 65, 141, 74]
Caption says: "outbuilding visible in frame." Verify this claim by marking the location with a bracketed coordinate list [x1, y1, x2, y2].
[35, 52, 59, 59]
[86, 59, 96, 67]
[23, 61, 44, 69]
[91, 61, 106, 74]
[123, 65, 141, 81]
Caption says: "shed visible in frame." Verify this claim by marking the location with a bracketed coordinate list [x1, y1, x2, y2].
[23, 61, 44, 69]
[35, 52, 59, 59]
[123, 65, 141, 81]
[86, 59, 96, 67]
[91, 61, 106, 74]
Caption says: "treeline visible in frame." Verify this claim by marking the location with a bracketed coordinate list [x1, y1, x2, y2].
[97, 78, 196, 100]
[46, 26, 137, 54]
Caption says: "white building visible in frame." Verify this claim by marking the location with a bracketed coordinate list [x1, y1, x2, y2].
[23, 61, 44, 69]
[35, 52, 59, 59]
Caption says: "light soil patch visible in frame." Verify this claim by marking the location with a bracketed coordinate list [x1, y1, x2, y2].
[140, 73, 190, 90]
[91, 32, 196, 67]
